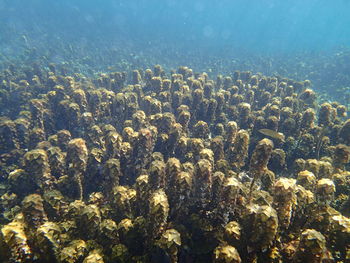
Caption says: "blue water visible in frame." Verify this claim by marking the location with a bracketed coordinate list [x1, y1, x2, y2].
[2, 0, 350, 51]
[1, 0, 350, 96]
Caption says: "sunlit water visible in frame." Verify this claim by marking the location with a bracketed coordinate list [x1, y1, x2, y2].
[1, 0, 350, 101]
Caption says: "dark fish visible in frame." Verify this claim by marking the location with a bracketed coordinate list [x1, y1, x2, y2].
[259, 129, 285, 141]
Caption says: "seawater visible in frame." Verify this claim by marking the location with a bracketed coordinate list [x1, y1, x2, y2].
[0, 0, 350, 100]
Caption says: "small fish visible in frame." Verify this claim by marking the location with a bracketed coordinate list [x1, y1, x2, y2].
[21, 35, 28, 46]
[259, 128, 285, 141]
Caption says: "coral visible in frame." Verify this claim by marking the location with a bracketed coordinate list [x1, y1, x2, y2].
[244, 205, 278, 252]
[21, 193, 48, 231]
[294, 229, 328, 263]
[59, 239, 88, 263]
[213, 244, 241, 263]
[0, 120, 19, 153]
[0, 214, 32, 262]
[249, 138, 274, 193]
[316, 178, 336, 204]
[23, 149, 56, 190]
[83, 249, 104, 263]
[80, 204, 101, 239]
[7, 169, 37, 197]
[297, 170, 317, 190]
[194, 159, 213, 209]
[148, 189, 169, 240]
[66, 138, 88, 200]
[35, 222, 62, 261]
[339, 119, 350, 145]
[112, 186, 136, 220]
[0, 64, 350, 262]
[333, 144, 350, 170]
[273, 178, 297, 229]
[224, 221, 241, 244]
[230, 129, 250, 171]
[102, 158, 121, 197]
[319, 103, 335, 127]
[157, 229, 181, 263]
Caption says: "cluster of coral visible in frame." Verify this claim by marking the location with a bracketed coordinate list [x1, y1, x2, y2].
[0, 64, 349, 262]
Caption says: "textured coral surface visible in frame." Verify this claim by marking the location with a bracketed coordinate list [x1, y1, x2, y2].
[0, 65, 349, 262]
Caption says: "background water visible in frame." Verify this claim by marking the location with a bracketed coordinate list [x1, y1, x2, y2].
[1, 0, 350, 101]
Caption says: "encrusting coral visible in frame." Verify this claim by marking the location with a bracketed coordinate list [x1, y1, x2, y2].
[0, 64, 349, 262]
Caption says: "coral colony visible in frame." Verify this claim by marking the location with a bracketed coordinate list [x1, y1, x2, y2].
[0, 65, 349, 262]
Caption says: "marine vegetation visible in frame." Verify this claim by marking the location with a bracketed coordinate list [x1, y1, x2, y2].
[0, 64, 349, 262]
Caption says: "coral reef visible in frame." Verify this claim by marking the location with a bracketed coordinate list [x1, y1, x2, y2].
[0, 64, 349, 262]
